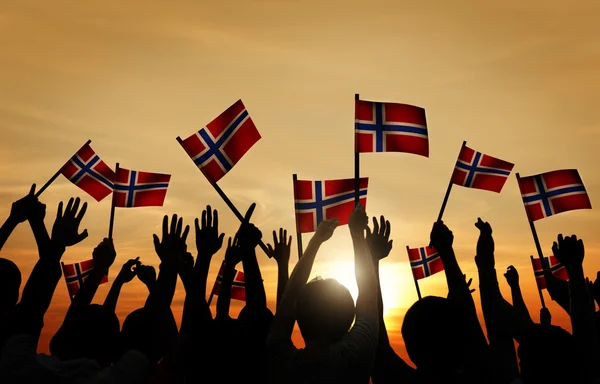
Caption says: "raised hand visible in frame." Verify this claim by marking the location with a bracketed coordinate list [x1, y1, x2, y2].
[314, 219, 339, 243]
[175, 251, 195, 285]
[465, 274, 476, 293]
[195, 205, 225, 258]
[29, 201, 47, 222]
[92, 238, 117, 271]
[136, 264, 157, 288]
[429, 220, 453, 254]
[9, 184, 39, 223]
[153, 214, 190, 264]
[348, 203, 368, 235]
[552, 234, 584, 270]
[267, 228, 292, 265]
[237, 204, 262, 250]
[366, 215, 393, 261]
[504, 266, 519, 288]
[224, 235, 244, 267]
[116, 257, 141, 283]
[51, 197, 88, 247]
[475, 218, 494, 256]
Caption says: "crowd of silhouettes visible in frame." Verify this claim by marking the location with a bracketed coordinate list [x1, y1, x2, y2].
[1, 184, 600, 383]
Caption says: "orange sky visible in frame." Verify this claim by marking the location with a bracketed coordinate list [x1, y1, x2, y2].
[1, 0, 599, 363]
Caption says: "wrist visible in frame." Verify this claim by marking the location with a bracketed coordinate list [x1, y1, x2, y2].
[4, 215, 19, 228]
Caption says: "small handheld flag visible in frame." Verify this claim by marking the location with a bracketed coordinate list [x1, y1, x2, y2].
[406, 246, 444, 300]
[61, 259, 108, 298]
[294, 177, 368, 233]
[531, 255, 568, 290]
[451, 145, 514, 193]
[208, 261, 246, 305]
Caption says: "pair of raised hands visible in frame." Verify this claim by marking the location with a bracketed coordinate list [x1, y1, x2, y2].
[224, 204, 262, 267]
[115, 256, 156, 286]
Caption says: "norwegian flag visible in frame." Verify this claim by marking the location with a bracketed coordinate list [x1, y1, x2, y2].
[61, 259, 108, 297]
[294, 177, 368, 233]
[60, 143, 115, 201]
[531, 256, 569, 290]
[355, 99, 428, 157]
[451, 145, 514, 193]
[211, 261, 246, 302]
[179, 100, 261, 183]
[407, 246, 444, 280]
[518, 169, 592, 221]
[113, 168, 170, 208]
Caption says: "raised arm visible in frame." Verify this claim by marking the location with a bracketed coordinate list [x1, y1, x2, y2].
[103, 257, 140, 314]
[552, 234, 599, 381]
[146, 214, 189, 309]
[474, 218, 519, 383]
[267, 228, 292, 309]
[545, 270, 571, 314]
[216, 237, 243, 321]
[268, 219, 338, 340]
[503, 265, 533, 324]
[237, 204, 267, 311]
[194, 205, 225, 301]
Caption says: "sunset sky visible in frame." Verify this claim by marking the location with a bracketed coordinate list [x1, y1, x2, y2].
[1, 0, 599, 363]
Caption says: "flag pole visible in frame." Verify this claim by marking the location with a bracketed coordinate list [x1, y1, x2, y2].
[354, 93, 360, 207]
[292, 173, 304, 259]
[176, 137, 272, 258]
[61, 262, 73, 303]
[530, 255, 546, 308]
[407, 246, 422, 300]
[36, 139, 92, 197]
[108, 163, 119, 239]
[435, 140, 467, 222]
[516, 173, 545, 263]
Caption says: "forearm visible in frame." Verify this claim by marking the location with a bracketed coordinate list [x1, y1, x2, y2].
[0, 216, 18, 251]
[145, 263, 177, 309]
[28, 217, 51, 258]
[19, 257, 63, 330]
[440, 248, 473, 304]
[351, 231, 378, 323]
[510, 285, 532, 323]
[216, 265, 236, 320]
[374, 263, 390, 347]
[242, 250, 267, 309]
[276, 261, 289, 309]
[103, 279, 124, 313]
[70, 266, 107, 311]
[196, 254, 212, 301]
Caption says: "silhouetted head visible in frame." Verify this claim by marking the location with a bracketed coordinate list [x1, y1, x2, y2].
[296, 277, 355, 344]
[518, 324, 579, 384]
[402, 296, 470, 374]
[50, 304, 119, 367]
[0, 258, 21, 313]
[120, 307, 178, 365]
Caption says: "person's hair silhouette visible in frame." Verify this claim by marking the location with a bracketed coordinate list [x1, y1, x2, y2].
[296, 277, 355, 343]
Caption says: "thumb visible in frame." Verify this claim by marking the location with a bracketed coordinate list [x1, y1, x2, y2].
[77, 229, 89, 243]
[153, 234, 160, 249]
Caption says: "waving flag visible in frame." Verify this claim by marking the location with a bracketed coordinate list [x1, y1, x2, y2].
[531, 256, 569, 290]
[407, 246, 444, 280]
[61, 259, 108, 297]
[60, 143, 115, 201]
[355, 99, 428, 157]
[451, 145, 514, 193]
[518, 169, 591, 221]
[294, 177, 368, 233]
[179, 100, 261, 183]
[211, 261, 246, 302]
[113, 168, 170, 208]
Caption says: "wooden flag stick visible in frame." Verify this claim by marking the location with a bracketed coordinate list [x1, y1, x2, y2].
[516, 173, 545, 262]
[36, 139, 92, 197]
[435, 140, 467, 222]
[176, 136, 271, 257]
[293, 173, 304, 259]
[108, 163, 119, 239]
[531, 255, 547, 308]
[407, 246, 423, 300]
[61, 262, 74, 303]
[354, 93, 360, 207]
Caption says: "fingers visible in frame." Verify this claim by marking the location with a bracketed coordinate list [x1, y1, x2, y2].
[28, 184, 36, 196]
[65, 197, 74, 215]
[279, 228, 283, 244]
[162, 215, 168, 237]
[272, 230, 278, 247]
[267, 244, 274, 254]
[56, 201, 64, 219]
[218, 233, 225, 244]
[379, 216, 385, 234]
[153, 234, 160, 249]
[201, 209, 207, 230]
[366, 226, 372, 237]
[372, 217, 379, 235]
[244, 203, 256, 223]
[76, 229, 89, 243]
[287, 234, 292, 247]
[194, 218, 200, 234]
[227, 237, 232, 249]
[182, 225, 190, 242]
[206, 205, 212, 228]
[75, 202, 88, 222]
[71, 197, 81, 216]
[213, 208, 219, 230]
[384, 219, 391, 240]
[174, 215, 182, 236]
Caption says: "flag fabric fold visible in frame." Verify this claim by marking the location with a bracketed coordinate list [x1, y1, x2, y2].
[60, 143, 115, 201]
[355, 99, 428, 157]
[518, 169, 591, 221]
[451, 145, 514, 193]
[61, 259, 108, 297]
[113, 168, 170, 208]
[211, 261, 246, 302]
[407, 246, 444, 280]
[294, 177, 368, 233]
[179, 99, 261, 183]
[531, 256, 569, 290]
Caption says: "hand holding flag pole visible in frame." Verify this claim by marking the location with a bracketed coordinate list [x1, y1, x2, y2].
[36, 139, 92, 197]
